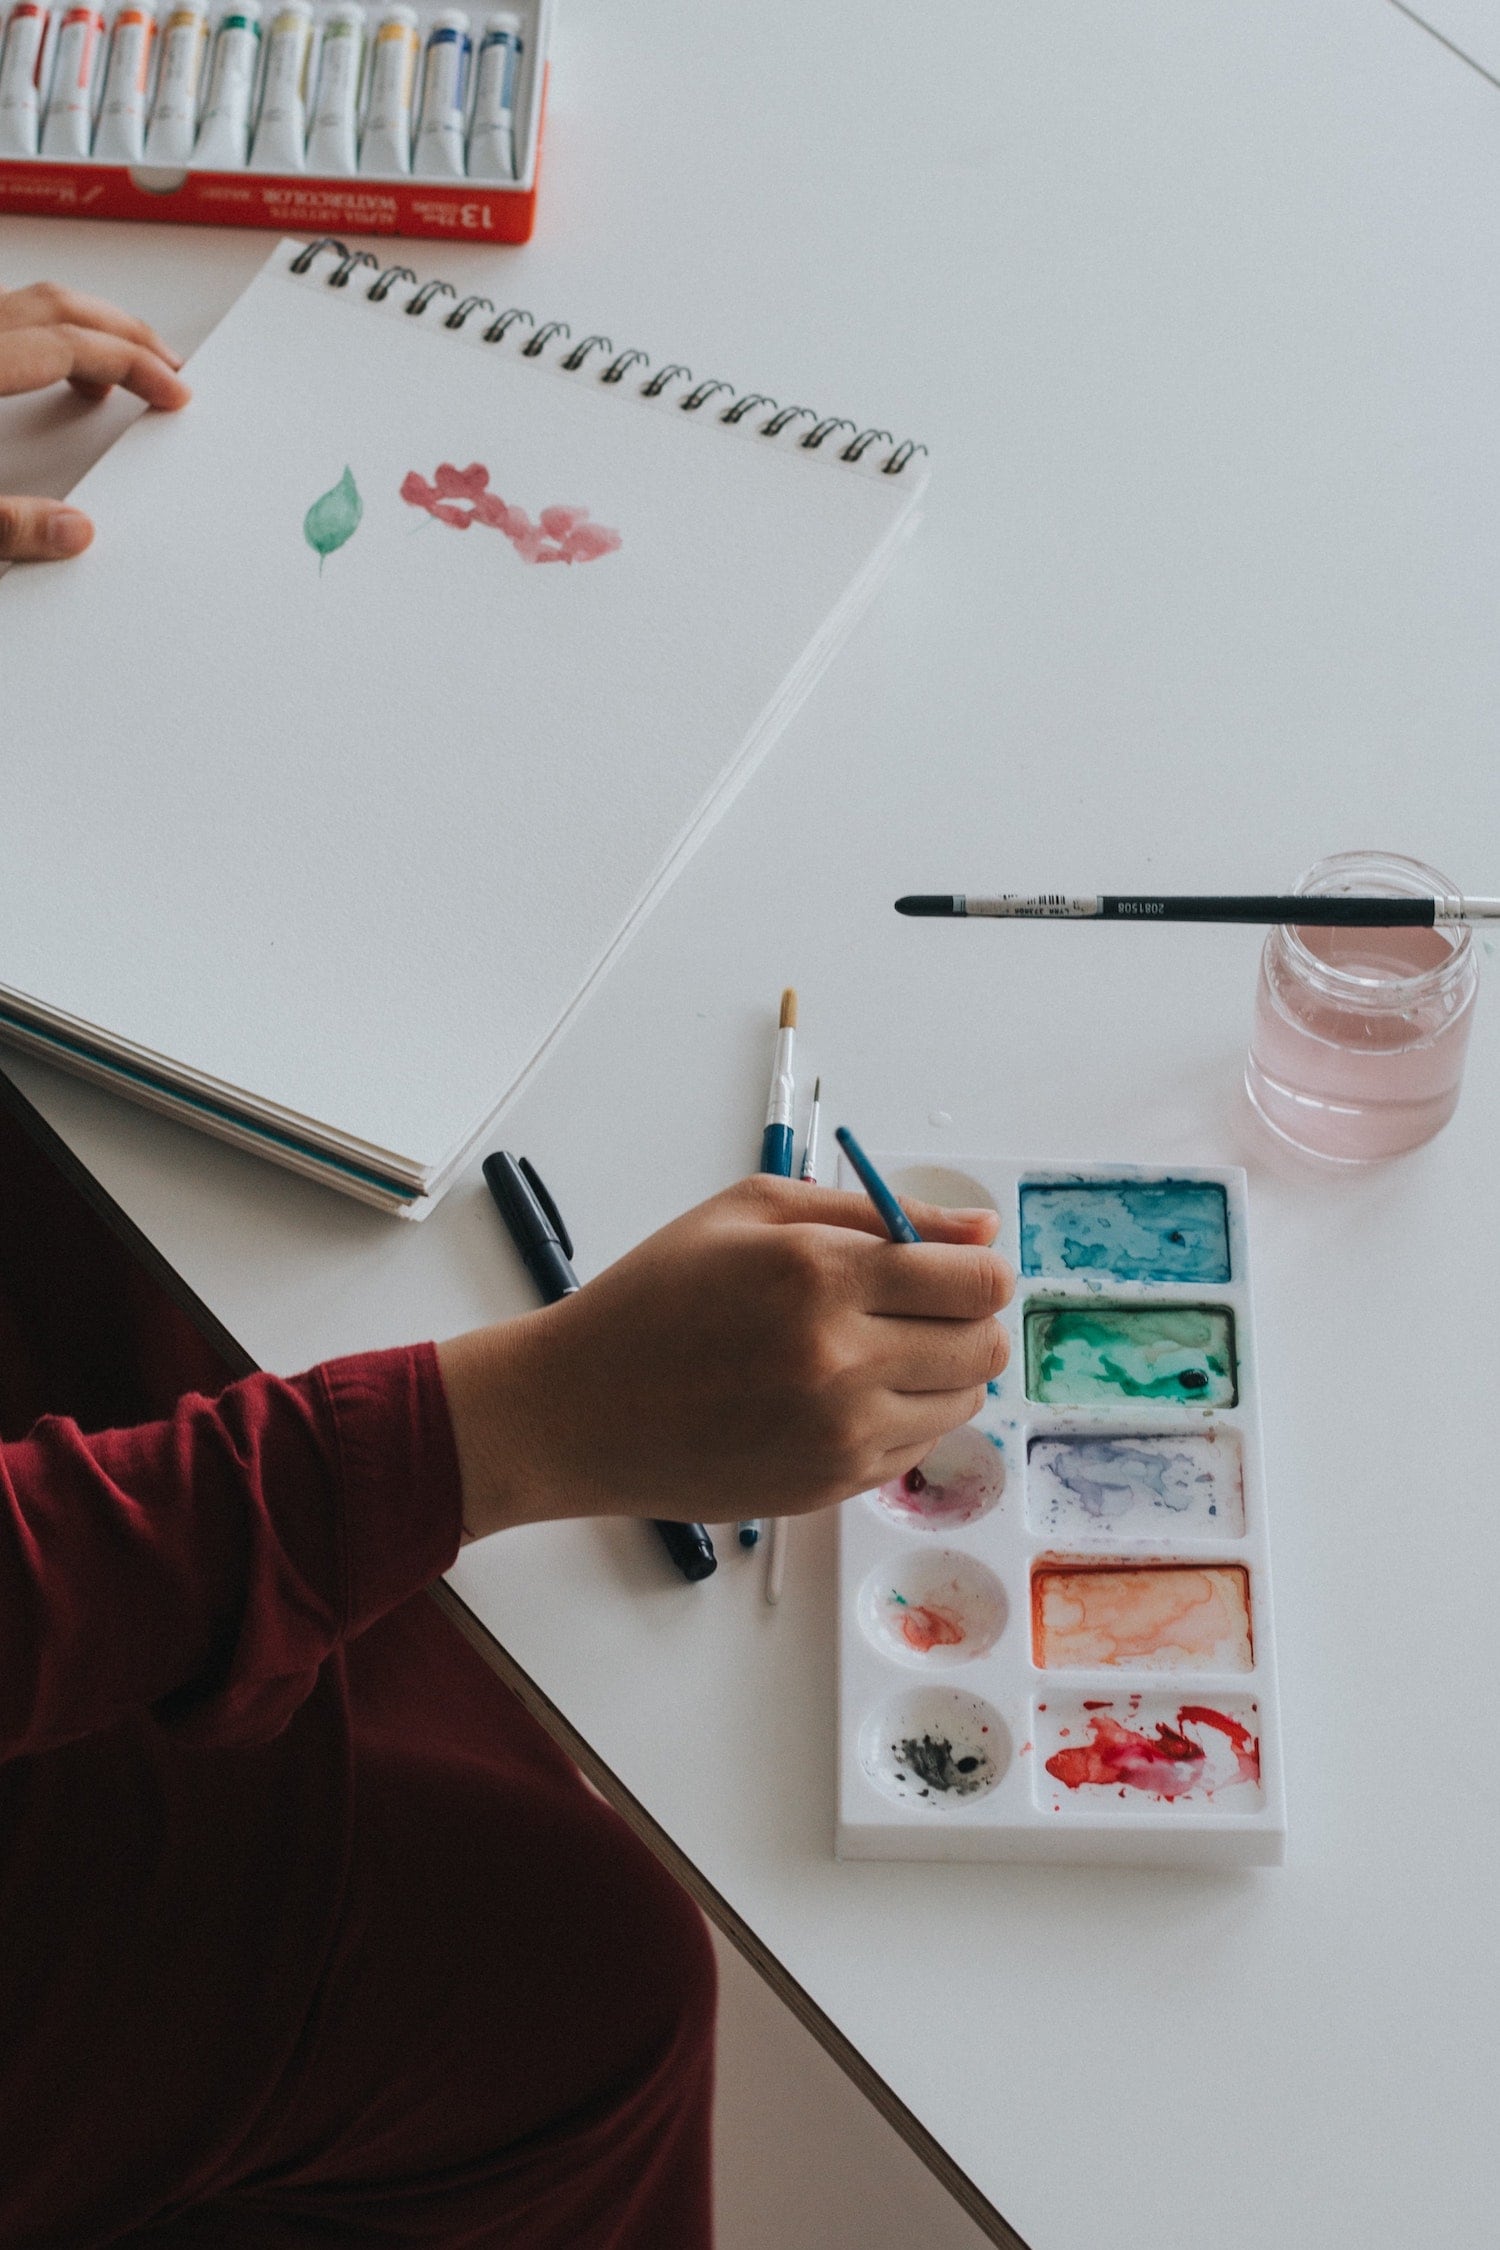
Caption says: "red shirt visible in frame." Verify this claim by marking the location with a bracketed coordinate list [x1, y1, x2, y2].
[0, 1346, 464, 2231]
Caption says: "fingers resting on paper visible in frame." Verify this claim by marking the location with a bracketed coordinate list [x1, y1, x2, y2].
[0, 279, 186, 372]
[0, 496, 93, 561]
[0, 320, 191, 409]
[0, 285, 190, 563]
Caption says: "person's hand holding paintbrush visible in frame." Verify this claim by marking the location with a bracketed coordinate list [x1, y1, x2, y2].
[439, 1174, 1014, 1541]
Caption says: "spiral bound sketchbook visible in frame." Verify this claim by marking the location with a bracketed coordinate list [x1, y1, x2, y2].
[0, 235, 926, 1214]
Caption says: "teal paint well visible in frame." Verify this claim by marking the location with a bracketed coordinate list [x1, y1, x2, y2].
[1019, 1179, 1230, 1283]
[1023, 1304, 1237, 1407]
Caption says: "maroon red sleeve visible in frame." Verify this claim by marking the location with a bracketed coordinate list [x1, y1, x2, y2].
[0, 1342, 464, 1762]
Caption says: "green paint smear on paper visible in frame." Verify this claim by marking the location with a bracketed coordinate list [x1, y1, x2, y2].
[1024, 1304, 1237, 1407]
[304, 466, 362, 570]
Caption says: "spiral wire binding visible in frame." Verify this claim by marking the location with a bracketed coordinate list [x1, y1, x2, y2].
[330, 248, 378, 289]
[406, 279, 456, 316]
[679, 378, 733, 412]
[640, 363, 691, 399]
[482, 307, 533, 344]
[291, 240, 927, 473]
[560, 336, 613, 371]
[366, 264, 416, 303]
[446, 296, 495, 330]
[600, 348, 649, 385]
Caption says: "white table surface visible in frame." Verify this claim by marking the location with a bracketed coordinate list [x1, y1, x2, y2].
[4, 4, 1499, 2245]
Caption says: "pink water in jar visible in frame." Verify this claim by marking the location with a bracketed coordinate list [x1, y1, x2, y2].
[1245, 852, 1479, 1162]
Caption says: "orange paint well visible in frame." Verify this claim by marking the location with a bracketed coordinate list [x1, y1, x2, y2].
[1031, 1562, 1254, 1673]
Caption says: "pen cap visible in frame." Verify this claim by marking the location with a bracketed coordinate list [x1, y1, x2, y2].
[484, 8, 521, 29]
[375, 2, 418, 21]
[430, 7, 470, 29]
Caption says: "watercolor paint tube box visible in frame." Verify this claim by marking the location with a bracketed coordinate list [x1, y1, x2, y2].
[0, 0, 549, 243]
[836, 1159, 1286, 1871]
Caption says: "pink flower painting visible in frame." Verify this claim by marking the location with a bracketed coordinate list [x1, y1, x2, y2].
[400, 462, 622, 565]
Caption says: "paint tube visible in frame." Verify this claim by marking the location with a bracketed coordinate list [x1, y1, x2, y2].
[143, 1, 207, 162]
[93, 1, 156, 160]
[247, 0, 310, 168]
[358, 1, 416, 173]
[0, 3, 50, 155]
[411, 6, 468, 178]
[466, 7, 519, 181]
[39, 3, 102, 154]
[303, 0, 359, 172]
[191, 0, 258, 165]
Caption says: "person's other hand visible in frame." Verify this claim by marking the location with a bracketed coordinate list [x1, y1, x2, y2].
[0, 282, 191, 561]
[437, 1174, 1015, 1539]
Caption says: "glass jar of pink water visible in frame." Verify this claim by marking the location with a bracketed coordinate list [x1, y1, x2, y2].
[1245, 851, 1479, 1162]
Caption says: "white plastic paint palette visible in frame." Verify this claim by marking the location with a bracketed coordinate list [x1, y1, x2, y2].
[836, 1158, 1286, 1868]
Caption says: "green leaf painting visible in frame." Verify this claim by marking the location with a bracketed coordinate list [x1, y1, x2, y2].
[304, 466, 362, 570]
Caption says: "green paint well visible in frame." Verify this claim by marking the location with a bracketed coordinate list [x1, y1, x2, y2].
[304, 466, 362, 570]
[1024, 1303, 1237, 1407]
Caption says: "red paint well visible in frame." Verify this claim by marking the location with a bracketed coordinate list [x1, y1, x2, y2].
[1044, 1704, 1260, 1801]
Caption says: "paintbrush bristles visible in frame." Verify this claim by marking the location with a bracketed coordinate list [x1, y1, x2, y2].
[779, 987, 798, 1029]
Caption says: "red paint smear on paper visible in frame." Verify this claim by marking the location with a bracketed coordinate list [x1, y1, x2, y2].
[1044, 1705, 1260, 1801]
[401, 463, 622, 564]
[894, 1602, 965, 1655]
